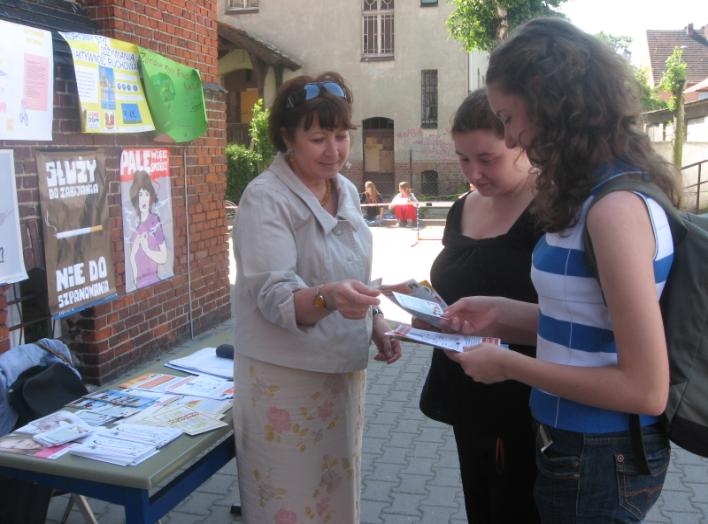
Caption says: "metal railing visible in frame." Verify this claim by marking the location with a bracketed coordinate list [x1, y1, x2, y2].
[681, 158, 708, 213]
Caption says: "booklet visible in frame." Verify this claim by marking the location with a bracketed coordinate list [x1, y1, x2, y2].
[386, 325, 504, 353]
[0, 431, 70, 459]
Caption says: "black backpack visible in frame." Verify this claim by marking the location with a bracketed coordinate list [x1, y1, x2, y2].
[583, 172, 708, 470]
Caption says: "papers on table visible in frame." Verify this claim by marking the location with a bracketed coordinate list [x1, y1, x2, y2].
[164, 347, 234, 380]
[119, 372, 234, 400]
[84, 389, 158, 408]
[128, 404, 228, 436]
[16, 410, 94, 446]
[386, 325, 504, 353]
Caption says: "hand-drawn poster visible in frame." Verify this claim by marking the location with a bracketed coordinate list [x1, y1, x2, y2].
[59, 32, 154, 134]
[0, 150, 28, 284]
[36, 150, 117, 318]
[138, 48, 208, 143]
[120, 148, 174, 292]
[0, 19, 54, 141]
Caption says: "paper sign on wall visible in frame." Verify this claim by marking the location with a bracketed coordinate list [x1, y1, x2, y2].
[0, 150, 28, 285]
[0, 19, 54, 141]
[139, 48, 208, 143]
[36, 150, 117, 318]
[59, 32, 154, 134]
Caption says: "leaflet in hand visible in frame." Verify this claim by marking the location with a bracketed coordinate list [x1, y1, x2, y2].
[390, 292, 446, 328]
[386, 325, 504, 352]
[380, 279, 447, 307]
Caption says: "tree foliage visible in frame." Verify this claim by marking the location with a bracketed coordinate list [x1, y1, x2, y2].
[225, 98, 275, 203]
[660, 47, 688, 167]
[447, 0, 567, 51]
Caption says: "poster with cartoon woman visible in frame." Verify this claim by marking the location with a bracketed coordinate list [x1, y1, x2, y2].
[120, 148, 174, 292]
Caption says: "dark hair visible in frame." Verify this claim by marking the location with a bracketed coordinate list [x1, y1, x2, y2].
[130, 170, 157, 211]
[268, 71, 355, 152]
[486, 17, 679, 232]
[451, 88, 504, 139]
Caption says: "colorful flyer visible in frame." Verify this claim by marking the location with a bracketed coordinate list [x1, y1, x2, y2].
[119, 148, 174, 292]
[0, 150, 28, 284]
[138, 47, 208, 143]
[59, 32, 154, 133]
[0, 19, 54, 140]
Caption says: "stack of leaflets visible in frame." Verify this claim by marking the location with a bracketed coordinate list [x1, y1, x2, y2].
[386, 325, 505, 353]
[68, 424, 182, 466]
[15, 411, 94, 446]
[165, 347, 233, 380]
[68, 430, 159, 466]
[127, 404, 228, 436]
[119, 373, 235, 400]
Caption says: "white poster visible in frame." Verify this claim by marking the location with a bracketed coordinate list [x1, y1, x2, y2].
[0, 19, 54, 141]
[0, 150, 28, 284]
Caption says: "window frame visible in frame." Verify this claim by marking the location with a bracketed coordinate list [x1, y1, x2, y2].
[362, 0, 394, 61]
[225, 0, 259, 14]
[420, 0, 438, 6]
[421, 69, 438, 129]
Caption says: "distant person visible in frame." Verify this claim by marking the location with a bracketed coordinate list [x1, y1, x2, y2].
[360, 180, 384, 226]
[389, 181, 418, 227]
[418, 89, 541, 523]
[232, 71, 401, 524]
[445, 17, 678, 523]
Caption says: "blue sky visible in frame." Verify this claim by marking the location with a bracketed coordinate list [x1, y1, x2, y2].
[559, 0, 705, 66]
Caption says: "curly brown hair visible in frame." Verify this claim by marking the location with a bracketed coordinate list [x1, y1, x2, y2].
[486, 17, 679, 232]
[268, 71, 356, 152]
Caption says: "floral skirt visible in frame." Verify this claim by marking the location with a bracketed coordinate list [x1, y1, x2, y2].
[233, 354, 367, 524]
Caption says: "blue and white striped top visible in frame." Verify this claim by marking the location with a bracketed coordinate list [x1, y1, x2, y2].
[530, 173, 674, 433]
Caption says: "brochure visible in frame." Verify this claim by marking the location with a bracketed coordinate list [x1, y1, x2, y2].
[171, 396, 232, 417]
[391, 292, 446, 328]
[68, 397, 140, 418]
[380, 279, 447, 307]
[386, 325, 504, 353]
[84, 389, 158, 408]
[0, 431, 70, 459]
[68, 429, 159, 466]
[129, 404, 228, 436]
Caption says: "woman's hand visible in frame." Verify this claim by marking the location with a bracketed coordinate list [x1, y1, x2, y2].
[447, 343, 511, 383]
[327, 280, 380, 319]
[442, 296, 499, 335]
[372, 315, 402, 364]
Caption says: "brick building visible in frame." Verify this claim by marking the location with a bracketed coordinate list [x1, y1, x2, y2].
[0, 0, 231, 383]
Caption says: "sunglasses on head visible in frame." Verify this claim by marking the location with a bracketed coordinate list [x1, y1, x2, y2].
[285, 81, 348, 109]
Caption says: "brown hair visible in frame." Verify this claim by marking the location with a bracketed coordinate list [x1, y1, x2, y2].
[268, 71, 355, 152]
[451, 88, 504, 139]
[129, 170, 157, 211]
[364, 180, 381, 199]
[486, 17, 679, 232]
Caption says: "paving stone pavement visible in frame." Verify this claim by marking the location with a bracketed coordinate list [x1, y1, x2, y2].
[45, 226, 708, 523]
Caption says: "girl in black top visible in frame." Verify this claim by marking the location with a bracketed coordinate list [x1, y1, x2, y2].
[418, 89, 541, 523]
[360, 180, 384, 225]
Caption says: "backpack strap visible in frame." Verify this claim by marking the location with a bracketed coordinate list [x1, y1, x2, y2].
[34, 339, 72, 367]
[581, 171, 680, 476]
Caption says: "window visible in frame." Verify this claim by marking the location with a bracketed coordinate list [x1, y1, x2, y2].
[226, 0, 259, 12]
[420, 0, 438, 5]
[421, 170, 439, 195]
[421, 70, 437, 128]
[363, 0, 394, 59]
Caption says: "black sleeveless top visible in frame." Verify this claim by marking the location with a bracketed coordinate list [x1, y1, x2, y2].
[419, 195, 541, 433]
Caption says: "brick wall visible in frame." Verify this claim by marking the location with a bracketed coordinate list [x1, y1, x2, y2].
[0, 0, 230, 383]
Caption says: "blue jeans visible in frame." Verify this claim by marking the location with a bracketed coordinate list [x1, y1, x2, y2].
[534, 423, 670, 523]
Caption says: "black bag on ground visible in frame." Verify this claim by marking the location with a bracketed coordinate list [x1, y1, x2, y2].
[583, 171, 708, 468]
[8, 361, 88, 428]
